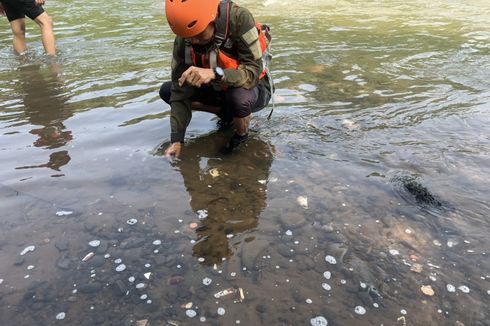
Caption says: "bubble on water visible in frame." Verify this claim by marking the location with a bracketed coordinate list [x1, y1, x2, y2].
[354, 306, 366, 315]
[126, 218, 138, 225]
[128, 276, 135, 283]
[115, 264, 126, 272]
[186, 309, 197, 318]
[323, 271, 331, 280]
[203, 277, 212, 286]
[446, 284, 456, 292]
[322, 283, 331, 291]
[88, 240, 100, 247]
[325, 255, 337, 264]
[389, 249, 400, 256]
[217, 307, 226, 316]
[55, 312, 66, 320]
[153, 240, 162, 245]
[458, 285, 470, 293]
[310, 316, 328, 326]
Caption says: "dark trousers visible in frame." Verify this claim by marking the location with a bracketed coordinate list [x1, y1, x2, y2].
[159, 78, 271, 120]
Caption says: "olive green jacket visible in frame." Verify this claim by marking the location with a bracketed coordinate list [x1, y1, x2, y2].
[169, 3, 263, 143]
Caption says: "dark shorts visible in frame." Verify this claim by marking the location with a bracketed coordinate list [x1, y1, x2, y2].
[1, 0, 45, 22]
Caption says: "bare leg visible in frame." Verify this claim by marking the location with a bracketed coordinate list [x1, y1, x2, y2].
[234, 114, 252, 136]
[34, 12, 56, 56]
[10, 19, 27, 54]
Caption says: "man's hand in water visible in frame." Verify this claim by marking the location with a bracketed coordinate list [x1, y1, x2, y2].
[179, 67, 215, 87]
[165, 142, 182, 160]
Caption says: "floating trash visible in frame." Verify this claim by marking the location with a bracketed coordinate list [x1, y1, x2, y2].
[20, 245, 36, 256]
[88, 240, 100, 247]
[144, 272, 151, 280]
[153, 240, 162, 246]
[186, 309, 197, 318]
[56, 211, 73, 216]
[389, 249, 400, 256]
[421, 285, 435, 296]
[197, 209, 208, 219]
[310, 316, 328, 326]
[217, 307, 226, 316]
[325, 255, 337, 265]
[209, 168, 220, 178]
[126, 218, 138, 225]
[323, 271, 331, 280]
[285, 230, 293, 236]
[354, 306, 366, 315]
[297, 196, 308, 209]
[27, 265, 35, 270]
[115, 264, 126, 272]
[214, 287, 234, 298]
[322, 283, 331, 291]
[128, 276, 135, 283]
[55, 312, 66, 320]
[446, 284, 456, 292]
[458, 285, 470, 293]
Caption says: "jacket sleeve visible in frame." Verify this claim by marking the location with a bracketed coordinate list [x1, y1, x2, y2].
[169, 37, 194, 143]
[222, 6, 262, 89]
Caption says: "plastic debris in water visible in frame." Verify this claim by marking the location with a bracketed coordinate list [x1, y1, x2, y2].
[153, 240, 162, 245]
[186, 309, 197, 318]
[115, 264, 126, 272]
[203, 277, 212, 286]
[355, 306, 366, 315]
[310, 316, 328, 326]
[127, 218, 138, 225]
[197, 209, 208, 219]
[209, 168, 220, 178]
[325, 255, 337, 265]
[323, 271, 331, 279]
[421, 285, 434, 296]
[56, 211, 73, 216]
[458, 285, 470, 293]
[88, 240, 100, 247]
[56, 312, 66, 320]
[214, 288, 235, 298]
[217, 307, 226, 316]
[446, 284, 456, 292]
[322, 283, 331, 291]
[20, 245, 36, 256]
[297, 196, 308, 209]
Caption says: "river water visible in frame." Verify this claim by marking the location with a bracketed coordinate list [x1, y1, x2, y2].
[1, 0, 489, 325]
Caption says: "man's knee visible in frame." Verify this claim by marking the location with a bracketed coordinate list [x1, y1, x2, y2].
[159, 81, 172, 104]
[227, 88, 258, 118]
[10, 20, 26, 37]
[35, 13, 53, 29]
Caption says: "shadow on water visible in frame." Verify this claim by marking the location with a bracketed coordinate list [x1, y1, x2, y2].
[13, 62, 72, 172]
[158, 132, 275, 266]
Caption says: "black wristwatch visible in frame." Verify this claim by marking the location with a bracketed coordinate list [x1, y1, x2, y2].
[213, 66, 224, 81]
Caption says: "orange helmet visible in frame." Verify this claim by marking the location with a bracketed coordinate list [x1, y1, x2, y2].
[165, 0, 220, 38]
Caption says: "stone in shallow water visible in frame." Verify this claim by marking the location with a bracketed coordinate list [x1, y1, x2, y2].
[79, 282, 103, 294]
[354, 306, 366, 315]
[88, 240, 101, 248]
[56, 257, 72, 270]
[20, 245, 35, 256]
[325, 255, 337, 265]
[310, 316, 328, 326]
[88, 255, 106, 268]
[115, 264, 126, 272]
[55, 240, 69, 252]
[55, 312, 66, 320]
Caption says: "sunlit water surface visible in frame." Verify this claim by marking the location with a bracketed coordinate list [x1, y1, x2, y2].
[1, 0, 489, 325]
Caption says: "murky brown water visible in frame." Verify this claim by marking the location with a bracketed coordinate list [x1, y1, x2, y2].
[1, 0, 490, 325]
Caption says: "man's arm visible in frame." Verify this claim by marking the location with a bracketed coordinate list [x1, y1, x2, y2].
[221, 6, 263, 89]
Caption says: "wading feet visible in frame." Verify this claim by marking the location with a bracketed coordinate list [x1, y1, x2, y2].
[221, 133, 249, 154]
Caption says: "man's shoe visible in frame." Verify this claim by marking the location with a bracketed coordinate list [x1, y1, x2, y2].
[221, 133, 249, 154]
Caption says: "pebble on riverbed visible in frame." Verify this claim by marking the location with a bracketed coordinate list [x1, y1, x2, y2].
[310, 316, 328, 326]
[20, 245, 35, 256]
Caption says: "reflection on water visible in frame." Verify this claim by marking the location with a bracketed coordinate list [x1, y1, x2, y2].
[174, 133, 274, 265]
[13, 63, 72, 172]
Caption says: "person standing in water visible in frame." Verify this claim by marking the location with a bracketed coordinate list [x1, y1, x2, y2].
[0, 0, 56, 56]
[160, 0, 273, 158]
